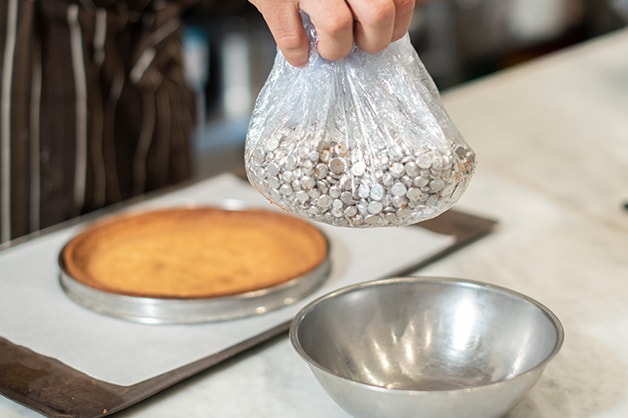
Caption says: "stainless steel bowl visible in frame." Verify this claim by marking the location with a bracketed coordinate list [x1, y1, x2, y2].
[290, 276, 564, 418]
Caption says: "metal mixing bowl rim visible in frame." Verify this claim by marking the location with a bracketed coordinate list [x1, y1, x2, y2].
[289, 275, 565, 393]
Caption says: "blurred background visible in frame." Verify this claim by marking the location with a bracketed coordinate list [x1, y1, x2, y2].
[181, 0, 628, 178]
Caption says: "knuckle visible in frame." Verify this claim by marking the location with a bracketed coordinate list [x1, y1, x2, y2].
[275, 30, 307, 53]
[318, 10, 354, 37]
[361, 0, 396, 27]
[395, 0, 416, 14]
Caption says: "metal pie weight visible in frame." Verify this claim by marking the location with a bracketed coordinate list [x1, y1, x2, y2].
[245, 14, 475, 228]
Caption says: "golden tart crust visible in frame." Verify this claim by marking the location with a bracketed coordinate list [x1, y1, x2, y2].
[61, 207, 329, 299]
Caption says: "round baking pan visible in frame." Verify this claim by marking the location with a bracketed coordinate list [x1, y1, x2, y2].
[58, 203, 332, 324]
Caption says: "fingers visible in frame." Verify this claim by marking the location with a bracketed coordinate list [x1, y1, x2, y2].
[249, 0, 416, 66]
[347, 0, 396, 53]
[391, 0, 416, 42]
[308, 0, 416, 58]
[249, 0, 310, 67]
[300, 0, 354, 61]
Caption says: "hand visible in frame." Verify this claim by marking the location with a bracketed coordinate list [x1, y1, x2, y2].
[249, 0, 417, 67]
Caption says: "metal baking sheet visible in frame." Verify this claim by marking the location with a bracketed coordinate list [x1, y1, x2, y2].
[58, 204, 332, 324]
[1, 207, 496, 418]
[0, 173, 497, 418]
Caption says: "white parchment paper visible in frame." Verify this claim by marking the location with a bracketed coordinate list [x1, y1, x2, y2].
[0, 174, 454, 386]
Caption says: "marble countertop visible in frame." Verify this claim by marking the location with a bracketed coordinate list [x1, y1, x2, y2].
[3, 27, 628, 418]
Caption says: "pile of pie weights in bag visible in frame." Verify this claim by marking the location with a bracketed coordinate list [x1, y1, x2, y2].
[246, 128, 475, 227]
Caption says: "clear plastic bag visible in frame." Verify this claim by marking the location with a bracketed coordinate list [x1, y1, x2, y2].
[245, 15, 475, 227]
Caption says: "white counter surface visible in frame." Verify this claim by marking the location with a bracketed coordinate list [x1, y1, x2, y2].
[2, 27, 628, 418]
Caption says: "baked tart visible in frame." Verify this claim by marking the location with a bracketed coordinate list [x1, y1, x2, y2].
[61, 207, 329, 299]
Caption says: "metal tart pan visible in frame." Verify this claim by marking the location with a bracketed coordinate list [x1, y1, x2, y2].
[58, 203, 332, 325]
